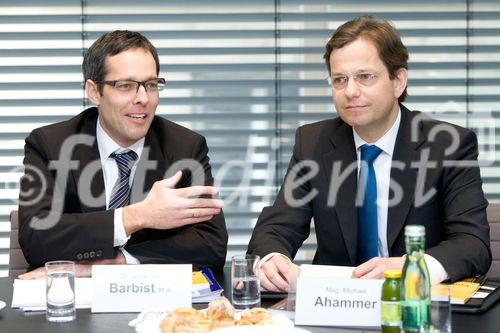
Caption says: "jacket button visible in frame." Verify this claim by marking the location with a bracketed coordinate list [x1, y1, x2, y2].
[83, 252, 89, 259]
[76, 253, 83, 260]
[89, 251, 96, 258]
[96, 250, 103, 257]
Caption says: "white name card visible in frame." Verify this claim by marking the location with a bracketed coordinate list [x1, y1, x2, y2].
[294, 277, 383, 327]
[91, 264, 192, 313]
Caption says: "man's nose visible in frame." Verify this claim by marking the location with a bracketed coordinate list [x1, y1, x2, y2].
[343, 77, 361, 98]
[134, 84, 149, 104]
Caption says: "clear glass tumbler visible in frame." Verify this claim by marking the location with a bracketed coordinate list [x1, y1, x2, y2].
[231, 254, 261, 309]
[45, 260, 76, 322]
[430, 284, 452, 333]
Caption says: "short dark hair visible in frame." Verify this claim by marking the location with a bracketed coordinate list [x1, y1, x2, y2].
[323, 16, 409, 102]
[82, 30, 160, 94]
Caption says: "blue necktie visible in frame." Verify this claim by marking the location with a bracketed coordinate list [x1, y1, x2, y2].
[109, 149, 138, 209]
[357, 144, 383, 264]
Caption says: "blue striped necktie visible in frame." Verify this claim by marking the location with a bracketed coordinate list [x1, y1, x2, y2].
[357, 144, 383, 264]
[108, 149, 138, 209]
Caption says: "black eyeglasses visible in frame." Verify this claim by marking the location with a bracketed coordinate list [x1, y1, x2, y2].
[100, 78, 166, 94]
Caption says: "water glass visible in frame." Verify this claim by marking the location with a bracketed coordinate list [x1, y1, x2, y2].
[45, 260, 76, 322]
[231, 254, 261, 309]
[286, 275, 297, 312]
[430, 284, 452, 333]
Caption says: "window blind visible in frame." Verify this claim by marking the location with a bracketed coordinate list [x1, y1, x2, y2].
[0, 0, 498, 276]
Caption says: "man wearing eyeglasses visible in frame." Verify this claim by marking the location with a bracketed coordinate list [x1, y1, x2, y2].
[248, 16, 491, 292]
[18, 30, 227, 277]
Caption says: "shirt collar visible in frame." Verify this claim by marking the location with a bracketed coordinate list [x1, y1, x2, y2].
[96, 117, 144, 163]
[352, 107, 401, 157]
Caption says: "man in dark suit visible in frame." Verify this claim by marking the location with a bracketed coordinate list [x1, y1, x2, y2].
[247, 16, 491, 292]
[18, 30, 227, 277]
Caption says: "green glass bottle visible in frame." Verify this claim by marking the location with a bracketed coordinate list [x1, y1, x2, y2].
[400, 225, 431, 333]
[381, 269, 401, 333]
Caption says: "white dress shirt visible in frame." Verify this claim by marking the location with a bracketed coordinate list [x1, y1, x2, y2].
[96, 118, 143, 264]
[262, 108, 449, 284]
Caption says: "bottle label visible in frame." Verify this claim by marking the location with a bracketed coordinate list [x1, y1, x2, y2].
[401, 299, 430, 332]
[381, 301, 401, 325]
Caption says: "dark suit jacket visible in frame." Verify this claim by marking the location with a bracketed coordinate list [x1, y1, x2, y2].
[248, 105, 491, 281]
[19, 107, 227, 270]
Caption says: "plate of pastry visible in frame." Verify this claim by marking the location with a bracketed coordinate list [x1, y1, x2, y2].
[129, 297, 311, 333]
[211, 325, 312, 333]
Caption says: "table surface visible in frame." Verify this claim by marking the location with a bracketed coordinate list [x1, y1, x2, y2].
[1, 271, 499, 333]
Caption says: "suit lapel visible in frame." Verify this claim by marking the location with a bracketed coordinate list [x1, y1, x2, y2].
[322, 122, 358, 265]
[386, 106, 425, 252]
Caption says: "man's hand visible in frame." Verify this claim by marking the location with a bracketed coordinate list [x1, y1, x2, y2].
[259, 255, 300, 292]
[17, 252, 127, 279]
[123, 171, 224, 235]
[352, 256, 405, 279]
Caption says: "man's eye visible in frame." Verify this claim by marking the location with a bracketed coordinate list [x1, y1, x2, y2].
[116, 82, 133, 90]
[333, 77, 347, 85]
[145, 82, 159, 90]
[359, 73, 375, 81]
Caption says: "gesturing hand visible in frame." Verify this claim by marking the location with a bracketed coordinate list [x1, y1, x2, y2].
[123, 171, 224, 235]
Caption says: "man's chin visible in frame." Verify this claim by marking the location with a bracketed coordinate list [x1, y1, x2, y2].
[119, 129, 149, 146]
[340, 114, 368, 128]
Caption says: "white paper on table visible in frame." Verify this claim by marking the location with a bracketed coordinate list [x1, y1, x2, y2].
[11, 278, 92, 311]
[11, 275, 219, 311]
[470, 291, 490, 299]
[299, 264, 354, 278]
[480, 285, 496, 291]
[192, 290, 224, 303]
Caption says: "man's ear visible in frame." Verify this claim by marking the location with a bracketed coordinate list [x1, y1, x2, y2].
[85, 79, 101, 105]
[393, 68, 408, 99]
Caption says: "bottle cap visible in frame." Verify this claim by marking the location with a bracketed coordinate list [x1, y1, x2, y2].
[405, 224, 425, 237]
[384, 269, 402, 278]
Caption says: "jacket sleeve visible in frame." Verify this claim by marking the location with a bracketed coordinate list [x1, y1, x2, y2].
[18, 130, 116, 268]
[425, 129, 491, 281]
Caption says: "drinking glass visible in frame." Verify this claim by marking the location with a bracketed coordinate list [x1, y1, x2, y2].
[231, 254, 261, 309]
[430, 284, 452, 333]
[286, 275, 297, 312]
[45, 260, 76, 322]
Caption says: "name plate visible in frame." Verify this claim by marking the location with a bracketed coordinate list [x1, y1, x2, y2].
[91, 264, 191, 313]
[294, 277, 383, 327]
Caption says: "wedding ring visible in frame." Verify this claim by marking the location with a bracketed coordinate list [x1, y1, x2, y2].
[191, 209, 196, 218]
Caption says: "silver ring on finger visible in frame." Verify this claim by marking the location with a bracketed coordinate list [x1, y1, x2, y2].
[191, 209, 196, 218]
